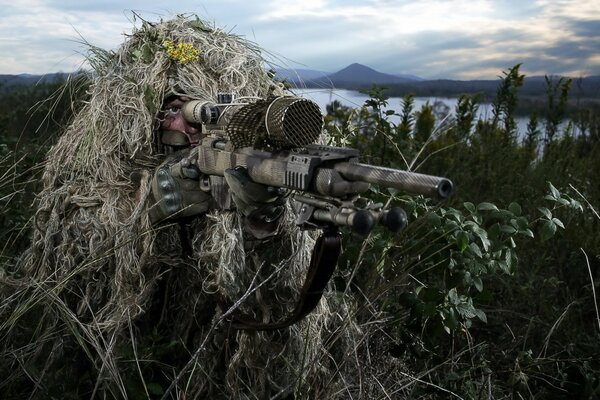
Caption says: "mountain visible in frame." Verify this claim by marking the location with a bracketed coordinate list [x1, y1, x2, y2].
[324, 63, 418, 86]
[275, 63, 423, 87]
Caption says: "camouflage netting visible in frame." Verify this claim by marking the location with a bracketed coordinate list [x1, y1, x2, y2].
[0, 15, 368, 399]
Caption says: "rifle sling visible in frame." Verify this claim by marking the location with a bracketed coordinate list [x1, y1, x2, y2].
[219, 229, 341, 331]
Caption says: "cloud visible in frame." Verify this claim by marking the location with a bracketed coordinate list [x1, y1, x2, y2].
[246, 0, 600, 78]
[0, 0, 598, 78]
[0, 2, 137, 73]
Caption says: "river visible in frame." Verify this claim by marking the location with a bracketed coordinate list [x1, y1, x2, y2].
[291, 88, 532, 137]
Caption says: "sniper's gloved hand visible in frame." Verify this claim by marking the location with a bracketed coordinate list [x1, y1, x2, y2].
[150, 149, 213, 223]
[224, 167, 288, 239]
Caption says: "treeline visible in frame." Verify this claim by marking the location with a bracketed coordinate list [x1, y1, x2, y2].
[315, 73, 600, 117]
[323, 65, 599, 398]
[381, 75, 600, 99]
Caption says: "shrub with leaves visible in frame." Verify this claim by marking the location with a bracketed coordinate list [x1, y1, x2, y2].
[323, 72, 598, 398]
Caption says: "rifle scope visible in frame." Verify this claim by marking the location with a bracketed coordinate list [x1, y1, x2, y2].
[182, 96, 324, 149]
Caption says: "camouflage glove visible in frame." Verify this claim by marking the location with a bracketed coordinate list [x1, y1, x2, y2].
[150, 149, 213, 223]
[224, 167, 288, 239]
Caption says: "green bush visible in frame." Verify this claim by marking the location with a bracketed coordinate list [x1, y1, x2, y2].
[324, 65, 600, 398]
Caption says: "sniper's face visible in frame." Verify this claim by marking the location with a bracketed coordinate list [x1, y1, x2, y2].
[160, 96, 202, 148]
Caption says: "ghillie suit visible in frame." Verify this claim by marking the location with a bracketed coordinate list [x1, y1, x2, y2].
[0, 16, 365, 399]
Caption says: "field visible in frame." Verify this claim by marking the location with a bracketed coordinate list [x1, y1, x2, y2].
[1, 65, 599, 398]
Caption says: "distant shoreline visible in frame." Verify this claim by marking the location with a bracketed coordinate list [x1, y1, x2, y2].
[290, 78, 600, 102]
[290, 81, 600, 117]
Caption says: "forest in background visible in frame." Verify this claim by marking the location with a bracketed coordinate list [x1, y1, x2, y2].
[1, 65, 599, 398]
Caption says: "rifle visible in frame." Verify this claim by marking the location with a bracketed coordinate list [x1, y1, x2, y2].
[182, 94, 453, 235]
[181, 94, 454, 330]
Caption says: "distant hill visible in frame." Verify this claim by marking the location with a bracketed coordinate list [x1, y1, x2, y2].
[0, 73, 70, 87]
[323, 63, 419, 86]
[394, 73, 425, 82]
[278, 63, 423, 87]
[273, 68, 330, 83]
[380, 76, 600, 99]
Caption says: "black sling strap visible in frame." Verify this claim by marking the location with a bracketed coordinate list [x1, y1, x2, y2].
[219, 229, 342, 331]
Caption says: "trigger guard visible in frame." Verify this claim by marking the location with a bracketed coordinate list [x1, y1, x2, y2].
[199, 175, 211, 192]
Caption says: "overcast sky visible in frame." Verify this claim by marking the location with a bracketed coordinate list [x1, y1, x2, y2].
[1, 0, 599, 79]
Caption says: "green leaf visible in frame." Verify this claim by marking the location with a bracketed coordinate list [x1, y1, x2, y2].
[143, 85, 157, 116]
[505, 248, 516, 271]
[552, 217, 565, 229]
[497, 260, 511, 274]
[448, 258, 458, 271]
[456, 231, 469, 252]
[538, 207, 552, 220]
[456, 299, 476, 319]
[570, 199, 583, 212]
[448, 288, 459, 305]
[474, 308, 488, 323]
[520, 228, 534, 238]
[442, 308, 459, 330]
[131, 49, 143, 59]
[191, 17, 213, 32]
[469, 243, 483, 258]
[548, 182, 560, 199]
[471, 226, 490, 251]
[142, 43, 154, 63]
[539, 219, 557, 241]
[480, 236, 491, 252]
[427, 212, 442, 227]
[473, 276, 484, 292]
[516, 217, 529, 230]
[508, 202, 522, 216]
[446, 208, 464, 223]
[471, 226, 488, 240]
[464, 202, 476, 213]
[500, 225, 517, 234]
[488, 223, 501, 240]
[477, 202, 499, 211]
